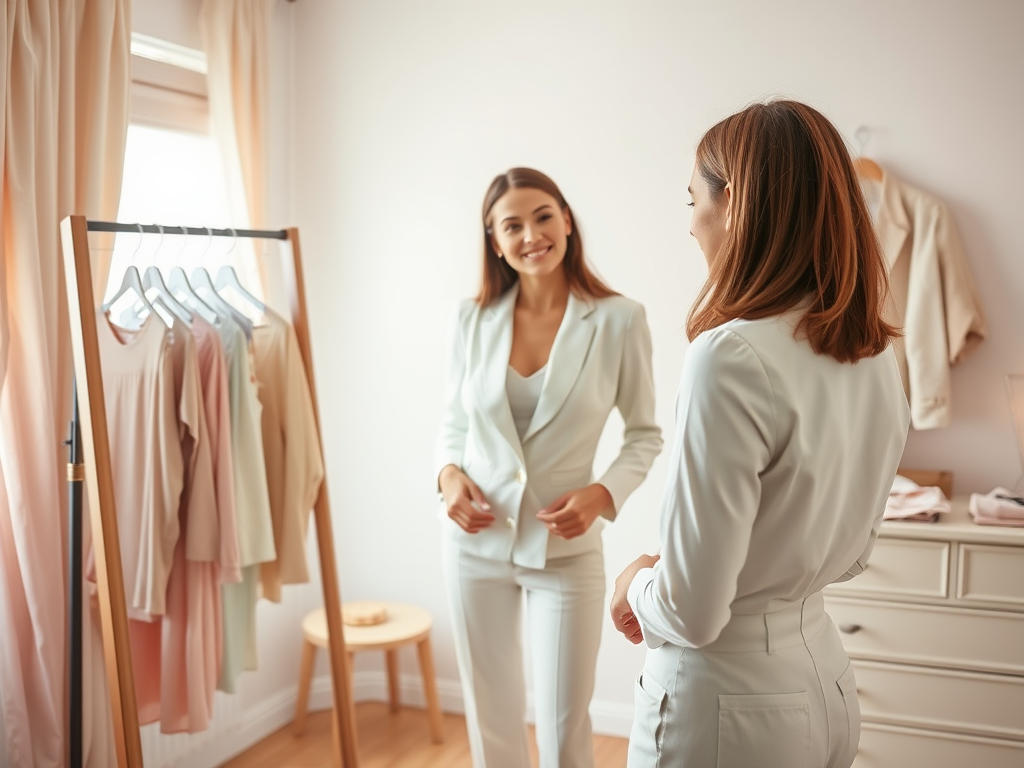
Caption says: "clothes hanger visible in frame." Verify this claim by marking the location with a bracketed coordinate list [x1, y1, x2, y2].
[852, 125, 884, 183]
[141, 224, 193, 326]
[167, 227, 222, 326]
[194, 266, 253, 339]
[102, 223, 157, 329]
[191, 229, 254, 340]
[214, 228, 268, 322]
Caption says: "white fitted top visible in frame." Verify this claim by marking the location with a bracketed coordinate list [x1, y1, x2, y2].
[506, 364, 547, 440]
[627, 311, 909, 650]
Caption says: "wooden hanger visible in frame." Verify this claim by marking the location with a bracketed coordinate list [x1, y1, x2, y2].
[853, 156, 884, 183]
[853, 126, 884, 183]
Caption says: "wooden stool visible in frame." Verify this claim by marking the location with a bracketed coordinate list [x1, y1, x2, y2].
[294, 602, 445, 744]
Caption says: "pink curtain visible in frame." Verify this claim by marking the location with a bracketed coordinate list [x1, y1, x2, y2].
[0, 1, 130, 766]
[200, 0, 275, 298]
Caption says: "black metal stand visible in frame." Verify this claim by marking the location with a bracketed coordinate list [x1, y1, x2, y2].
[65, 380, 83, 768]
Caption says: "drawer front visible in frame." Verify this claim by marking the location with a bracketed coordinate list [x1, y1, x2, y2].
[957, 543, 1024, 607]
[854, 722, 1024, 768]
[852, 660, 1024, 740]
[829, 538, 949, 599]
[825, 597, 1024, 675]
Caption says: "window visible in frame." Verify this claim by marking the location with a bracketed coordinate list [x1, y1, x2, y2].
[103, 35, 232, 302]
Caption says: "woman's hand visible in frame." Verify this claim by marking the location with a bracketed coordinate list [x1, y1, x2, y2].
[439, 464, 495, 534]
[610, 553, 660, 644]
[536, 483, 614, 539]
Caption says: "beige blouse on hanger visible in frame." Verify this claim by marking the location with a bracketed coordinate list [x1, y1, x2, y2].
[252, 309, 324, 602]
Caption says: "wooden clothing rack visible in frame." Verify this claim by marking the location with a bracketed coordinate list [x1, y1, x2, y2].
[59, 215, 358, 768]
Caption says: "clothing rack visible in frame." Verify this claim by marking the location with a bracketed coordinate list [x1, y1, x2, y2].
[59, 215, 358, 768]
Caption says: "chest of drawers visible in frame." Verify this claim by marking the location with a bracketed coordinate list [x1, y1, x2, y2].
[824, 498, 1024, 768]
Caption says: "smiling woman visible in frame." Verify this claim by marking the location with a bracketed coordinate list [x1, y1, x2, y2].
[476, 167, 617, 306]
[434, 167, 664, 767]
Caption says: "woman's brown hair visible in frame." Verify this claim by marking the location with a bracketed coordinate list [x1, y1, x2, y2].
[477, 168, 617, 306]
[687, 100, 899, 363]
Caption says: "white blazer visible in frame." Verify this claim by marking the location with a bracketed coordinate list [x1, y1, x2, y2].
[436, 284, 663, 569]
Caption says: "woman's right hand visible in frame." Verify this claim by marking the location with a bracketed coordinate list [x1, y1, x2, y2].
[439, 464, 496, 533]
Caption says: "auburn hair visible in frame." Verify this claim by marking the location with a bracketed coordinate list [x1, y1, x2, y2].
[686, 100, 899, 363]
[477, 168, 617, 306]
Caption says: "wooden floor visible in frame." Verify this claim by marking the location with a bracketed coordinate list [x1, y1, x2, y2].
[221, 704, 629, 768]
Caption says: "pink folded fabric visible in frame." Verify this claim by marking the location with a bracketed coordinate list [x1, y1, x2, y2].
[969, 488, 1024, 526]
[885, 475, 951, 522]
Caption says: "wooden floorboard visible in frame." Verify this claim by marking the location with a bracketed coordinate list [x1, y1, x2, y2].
[220, 704, 628, 768]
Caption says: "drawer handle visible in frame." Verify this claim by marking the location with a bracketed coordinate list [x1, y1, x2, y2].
[838, 623, 862, 634]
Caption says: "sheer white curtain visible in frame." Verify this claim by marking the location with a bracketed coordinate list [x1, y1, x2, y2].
[200, 0, 275, 298]
[0, 1, 130, 766]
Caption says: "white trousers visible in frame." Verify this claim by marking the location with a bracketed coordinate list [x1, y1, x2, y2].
[443, 538, 605, 768]
[628, 592, 859, 768]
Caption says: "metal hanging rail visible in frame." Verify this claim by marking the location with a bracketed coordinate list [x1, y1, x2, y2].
[85, 221, 288, 239]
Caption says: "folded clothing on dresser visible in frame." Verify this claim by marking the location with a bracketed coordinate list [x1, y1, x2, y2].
[884, 474, 951, 522]
[969, 488, 1024, 527]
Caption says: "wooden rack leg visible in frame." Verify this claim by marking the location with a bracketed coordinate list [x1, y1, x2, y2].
[60, 215, 143, 768]
[282, 227, 359, 767]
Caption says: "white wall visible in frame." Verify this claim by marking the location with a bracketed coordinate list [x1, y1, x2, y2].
[290, 0, 1024, 741]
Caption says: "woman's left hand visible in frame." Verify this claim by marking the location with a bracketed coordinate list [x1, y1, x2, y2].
[536, 483, 614, 539]
[610, 553, 660, 644]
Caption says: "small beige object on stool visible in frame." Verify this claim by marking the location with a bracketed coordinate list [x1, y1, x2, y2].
[294, 601, 445, 744]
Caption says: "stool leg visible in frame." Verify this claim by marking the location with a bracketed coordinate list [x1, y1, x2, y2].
[416, 635, 444, 744]
[386, 650, 400, 713]
[293, 640, 317, 736]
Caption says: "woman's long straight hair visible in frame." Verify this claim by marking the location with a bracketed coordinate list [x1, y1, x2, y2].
[687, 100, 899, 363]
[477, 168, 617, 306]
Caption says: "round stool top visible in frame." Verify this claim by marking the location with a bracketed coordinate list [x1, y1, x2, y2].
[303, 602, 433, 651]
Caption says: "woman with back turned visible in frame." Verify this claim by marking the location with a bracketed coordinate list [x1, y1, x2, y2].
[611, 101, 910, 767]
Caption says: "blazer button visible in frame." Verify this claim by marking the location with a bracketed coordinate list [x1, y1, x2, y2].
[515, 469, 527, 484]
[505, 517, 516, 530]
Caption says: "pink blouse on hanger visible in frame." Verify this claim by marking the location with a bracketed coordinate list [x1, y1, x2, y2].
[95, 311, 184, 723]
[158, 318, 221, 733]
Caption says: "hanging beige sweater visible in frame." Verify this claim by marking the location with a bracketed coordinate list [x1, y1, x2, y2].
[252, 309, 324, 602]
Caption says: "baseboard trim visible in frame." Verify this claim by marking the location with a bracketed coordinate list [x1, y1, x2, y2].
[312, 672, 634, 738]
[146, 672, 633, 767]
[151, 688, 301, 768]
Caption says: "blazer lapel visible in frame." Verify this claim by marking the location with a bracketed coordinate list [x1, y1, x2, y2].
[476, 284, 525, 462]
[522, 292, 597, 443]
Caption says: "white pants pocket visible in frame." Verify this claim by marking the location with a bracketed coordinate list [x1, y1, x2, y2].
[717, 691, 810, 768]
[836, 663, 860, 766]
[627, 671, 668, 767]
